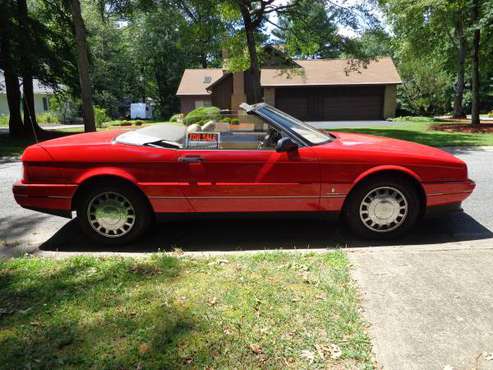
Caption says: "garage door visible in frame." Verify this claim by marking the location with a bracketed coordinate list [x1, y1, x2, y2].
[275, 86, 385, 121]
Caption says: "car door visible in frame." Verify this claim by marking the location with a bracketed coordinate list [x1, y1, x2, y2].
[178, 135, 321, 213]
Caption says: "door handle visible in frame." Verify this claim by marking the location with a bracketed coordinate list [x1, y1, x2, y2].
[178, 155, 204, 163]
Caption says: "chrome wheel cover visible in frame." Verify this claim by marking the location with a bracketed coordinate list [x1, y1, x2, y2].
[359, 186, 408, 233]
[87, 192, 135, 238]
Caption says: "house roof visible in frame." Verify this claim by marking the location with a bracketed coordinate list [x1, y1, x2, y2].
[177, 57, 401, 96]
[0, 70, 55, 95]
[176, 68, 224, 96]
[261, 57, 402, 87]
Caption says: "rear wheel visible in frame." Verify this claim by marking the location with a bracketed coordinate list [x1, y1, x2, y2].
[343, 176, 421, 239]
[77, 183, 152, 245]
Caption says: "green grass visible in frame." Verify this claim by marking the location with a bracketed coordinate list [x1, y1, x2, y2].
[331, 117, 493, 147]
[0, 252, 373, 369]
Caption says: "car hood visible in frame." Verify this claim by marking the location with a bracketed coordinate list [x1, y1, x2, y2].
[327, 131, 464, 165]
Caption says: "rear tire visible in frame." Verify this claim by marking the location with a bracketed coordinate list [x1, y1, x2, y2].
[77, 183, 152, 245]
[343, 176, 421, 239]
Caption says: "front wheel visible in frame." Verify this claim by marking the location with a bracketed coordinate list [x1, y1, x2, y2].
[343, 177, 421, 239]
[77, 183, 152, 245]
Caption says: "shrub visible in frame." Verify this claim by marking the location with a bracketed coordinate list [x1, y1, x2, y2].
[488, 111, 493, 118]
[94, 106, 110, 128]
[0, 115, 8, 126]
[230, 118, 240, 125]
[37, 111, 59, 124]
[220, 117, 231, 123]
[169, 113, 183, 123]
[184, 106, 220, 126]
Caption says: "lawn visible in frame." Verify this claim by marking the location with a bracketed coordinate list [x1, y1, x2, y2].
[331, 116, 493, 147]
[0, 251, 373, 369]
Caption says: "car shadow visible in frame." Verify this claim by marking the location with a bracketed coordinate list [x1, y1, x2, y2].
[39, 211, 493, 254]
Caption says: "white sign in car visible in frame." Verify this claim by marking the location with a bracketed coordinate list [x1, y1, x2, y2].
[186, 132, 220, 149]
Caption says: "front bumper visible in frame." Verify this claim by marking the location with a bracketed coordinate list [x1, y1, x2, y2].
[12, 181, 77, 218]
[424, 179, 475, 207]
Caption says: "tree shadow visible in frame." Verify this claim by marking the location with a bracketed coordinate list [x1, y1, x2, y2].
[39, 211, 493, 254]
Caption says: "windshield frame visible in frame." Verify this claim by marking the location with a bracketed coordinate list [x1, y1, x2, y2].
[248, 103, 332, 146]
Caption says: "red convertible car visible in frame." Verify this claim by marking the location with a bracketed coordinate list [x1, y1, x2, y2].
[13, 103, 475, 244]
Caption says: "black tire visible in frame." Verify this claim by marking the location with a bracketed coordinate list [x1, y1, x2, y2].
[343, 176, 421, 240]
[76, 182, 152, 245]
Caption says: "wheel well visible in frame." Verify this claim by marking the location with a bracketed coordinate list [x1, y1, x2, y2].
[344, 170, 426, 216]
[72, 175, 153, 213]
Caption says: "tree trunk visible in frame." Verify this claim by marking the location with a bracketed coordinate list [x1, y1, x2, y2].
[4, 69, 25, 137]
[239, 6, 262, 103]
[22, 74, 43, 137]
[70, 0, 96, 132]
[470, 0, 480, 125]
[452, 14, 466, 118]
[17, 0, 42, 137]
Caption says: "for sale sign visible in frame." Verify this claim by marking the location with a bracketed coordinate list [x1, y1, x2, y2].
[186, 132, 220, 149]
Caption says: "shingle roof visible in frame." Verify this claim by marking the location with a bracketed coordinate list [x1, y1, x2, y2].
[176, 57, 401, 95]
[261, 57, 401, 86]
[176, 68, 224, 96]
[0, 70, 55, 95]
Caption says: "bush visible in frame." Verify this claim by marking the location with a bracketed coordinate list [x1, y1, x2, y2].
[0, 115, 8, 126]
[184, 106, 220, 126]
[220, 117, 231, 123]
[37, 111, 59, 124]
[169, 113, 183, 123]
[488, 111, 493, 118]
[230, 118, 240, 125]
[94, 106, 110, 128]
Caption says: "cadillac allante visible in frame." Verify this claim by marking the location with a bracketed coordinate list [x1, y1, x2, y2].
[13, 103, 475, 244]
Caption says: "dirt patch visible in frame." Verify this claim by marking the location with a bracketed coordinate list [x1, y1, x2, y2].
[433, 123, 493, 133]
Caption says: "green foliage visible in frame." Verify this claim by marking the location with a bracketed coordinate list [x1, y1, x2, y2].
[397, 58, 453, 115]
[231, 117, 240, 125]
[0, 115, 8, 126]
[169, 113, 183, 123]
[94, 106, 110, 128]
[184, 106, 221, 126]
[37, 111, 59, 124]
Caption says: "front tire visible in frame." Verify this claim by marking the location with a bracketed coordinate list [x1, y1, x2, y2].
[77, 183, 152, 245]
[343, 176, 421, 239]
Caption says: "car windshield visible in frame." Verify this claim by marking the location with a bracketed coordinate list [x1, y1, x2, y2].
[254, 105, 331, 145]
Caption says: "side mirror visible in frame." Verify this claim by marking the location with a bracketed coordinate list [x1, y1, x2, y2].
[276, 137, 298, 152]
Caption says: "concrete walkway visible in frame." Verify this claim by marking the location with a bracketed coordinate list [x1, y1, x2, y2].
[349, 243, 493, 370]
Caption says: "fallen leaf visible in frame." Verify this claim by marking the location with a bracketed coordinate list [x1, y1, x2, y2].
[300, 349, 315, 363]
[208, 297, 217, 306]
[315, 293, 326, 300]
[183, 357, 193, 364]
[484, 352, 493, 361]
[217, 259, 229, 265]
[139, 343, 150, 354]
[249, 344, 263, 354]
[223, 327, 232, 335]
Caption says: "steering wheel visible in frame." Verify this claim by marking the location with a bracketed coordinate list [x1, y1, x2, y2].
[258, 128, 281, 149]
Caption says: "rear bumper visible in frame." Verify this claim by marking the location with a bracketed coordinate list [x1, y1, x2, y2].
[12, 181, 77, 218]
[424, 179, 475, 207]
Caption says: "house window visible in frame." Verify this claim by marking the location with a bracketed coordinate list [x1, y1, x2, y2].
[42, 97, 49, 111]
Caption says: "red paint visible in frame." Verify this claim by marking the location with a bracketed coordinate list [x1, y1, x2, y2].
[13, 129, 475, 217]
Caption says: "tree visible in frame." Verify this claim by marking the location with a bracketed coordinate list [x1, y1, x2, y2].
[470, 0, 481, 125]
[0, 1, 25, 137]
[70, 0, 96, 132]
